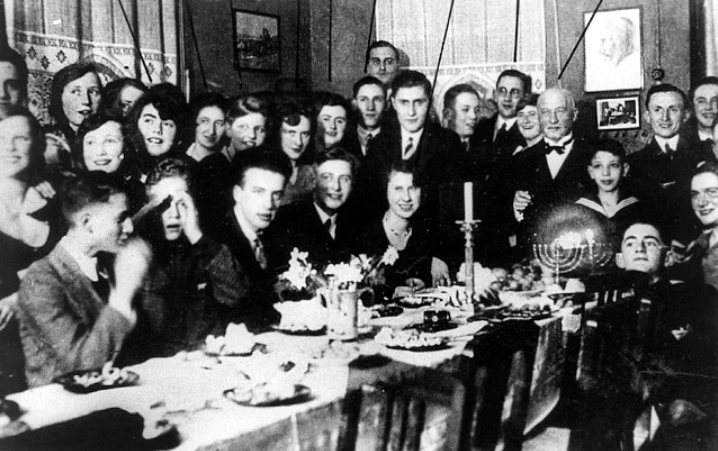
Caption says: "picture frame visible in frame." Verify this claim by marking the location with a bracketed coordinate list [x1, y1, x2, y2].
[233, 9, 281, 73]
[584, 8, 642, 92]
[596, 96, 640, 131]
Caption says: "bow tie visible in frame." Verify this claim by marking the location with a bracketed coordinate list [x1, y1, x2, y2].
[544, 138, 573, 155]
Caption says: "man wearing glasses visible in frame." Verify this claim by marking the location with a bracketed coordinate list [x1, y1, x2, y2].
[507, 87, 593, 255]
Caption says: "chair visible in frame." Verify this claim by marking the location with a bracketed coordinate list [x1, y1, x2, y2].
[340, 366, 466, 451]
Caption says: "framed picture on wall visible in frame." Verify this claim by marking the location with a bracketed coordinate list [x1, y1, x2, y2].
[233, 9, 281, 72]
[596, 96, 640, 131]
[584, 8, 642, 92]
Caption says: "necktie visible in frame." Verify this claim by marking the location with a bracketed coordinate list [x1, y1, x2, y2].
[254, 237, 267, 270]
[463, 139, 470, 152]
[544, 137, 574, 155]
[403, 137, 414, 160]
[664, 144, 674, 159]
[495, 122, 507, 144]
[364, 134, 373, 155]
[324, 219, 334, 239]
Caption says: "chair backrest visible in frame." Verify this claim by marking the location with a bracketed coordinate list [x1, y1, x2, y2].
[341, 366, 466, 451]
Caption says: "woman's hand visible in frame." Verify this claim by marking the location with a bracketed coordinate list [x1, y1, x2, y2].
[33, 181, 56, 200]
[431, 258, 451, 287]
[176, 191, 203, 244]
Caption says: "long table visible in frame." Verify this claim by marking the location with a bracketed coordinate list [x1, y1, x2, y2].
[0, 306, 571, 450]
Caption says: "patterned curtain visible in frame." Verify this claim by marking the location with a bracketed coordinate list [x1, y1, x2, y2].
[5, 0, 179, 125]
[376, 0, 546, 118]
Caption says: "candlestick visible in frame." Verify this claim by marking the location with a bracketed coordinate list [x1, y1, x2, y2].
[464, 182, 473, 222]
[456, 219, 480, 305]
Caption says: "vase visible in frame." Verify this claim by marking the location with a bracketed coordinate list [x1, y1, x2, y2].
[326, 288, 358, 341]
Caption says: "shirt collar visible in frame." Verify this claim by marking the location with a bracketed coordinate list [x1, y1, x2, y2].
[358, 125, 380, 143]
[496, 116, 517, 131]
[545, 133, 574, 148]
[654, 135, 680, 153]
[233, 205, 259, 244]
[698, 130, 713, 142]
[313, 202, 337, 225]
[401, 128, 423, 147]
[60, 235, 99, 282]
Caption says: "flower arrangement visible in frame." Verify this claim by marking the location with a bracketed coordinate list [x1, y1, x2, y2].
[278, 246, 399, 296]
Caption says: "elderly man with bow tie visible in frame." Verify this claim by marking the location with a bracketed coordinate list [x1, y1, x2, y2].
[504, 87, 593, 256]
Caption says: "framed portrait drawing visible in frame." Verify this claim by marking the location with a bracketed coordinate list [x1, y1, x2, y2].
[596, 96, 640, 131]
[584, 8, 642, 92]
[233, 9, 281, 72]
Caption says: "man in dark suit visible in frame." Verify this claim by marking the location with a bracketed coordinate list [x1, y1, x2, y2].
[687, 76, 718, 162]
[509, 87, 592, 256]
[344, 75, 388, 161]
[205, 148, 292, 330]
[471, 69, 531, 166]
[628, 84, 703, 242]
[266, 148, 360, 272]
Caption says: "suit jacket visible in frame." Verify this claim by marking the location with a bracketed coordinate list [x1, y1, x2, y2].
[628, 136, 704, 241]
[204, 210, 281, 330]
[471, 114, 526, 165]
[265, 200, 359, 272]
[16, 244, 133, 387]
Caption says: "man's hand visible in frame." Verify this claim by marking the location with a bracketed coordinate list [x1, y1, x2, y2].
[513, 190, 532, 221]
[110, 238, 152, 324]
[176, 191, 203, 244]
[431, 257, 451, 287]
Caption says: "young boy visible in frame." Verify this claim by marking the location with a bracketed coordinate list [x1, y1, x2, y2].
[575, 138, 655, 245]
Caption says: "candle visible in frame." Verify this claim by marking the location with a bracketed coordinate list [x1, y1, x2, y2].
[464, 182, 473, 222]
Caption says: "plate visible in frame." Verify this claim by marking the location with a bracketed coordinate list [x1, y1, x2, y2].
[386, 342, 452, 352]
[54, 369, 140, 394]
[395, 297, 435, 308]
[411, 322, 459, 333]
[273, 326, 326, 336]
[203, 342, 267, 357]
[224, 384, 312, 407]
[371, 306, 404, 318]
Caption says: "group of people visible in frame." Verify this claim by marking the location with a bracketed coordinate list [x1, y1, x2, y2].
[1, 39, 718, 446]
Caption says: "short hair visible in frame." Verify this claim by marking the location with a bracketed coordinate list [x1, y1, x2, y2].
[61, 172, 126, 226]
[386, 159, 426, 188]
[189, 92, 228, 125]
[313, 147, 359, 178]
[352, 75, 387, 99]
[367, 40, 399, 62]
[99, 77, 147, 117]
[391, 70, 431, 99]
[645, 83, 688, 109]
[145, 157, 195, 195]
[226, 94, 269, 126]
[312, 91, 349, 115]
[619, 220, 669, 247]
[443, 84, 480, 111]
[271, 99, 316, 150]
[587, 138, 627, 162]
[0, 106, 45, 177]
[516, 93, 540, 112]
[125, 83, 189, 157]
[49, 62, 101, 128]
[0, 47, 28, 92]
[74, 113, 126, 170]
[496, 69, 532, 95]
[231, 145, 292, 187]
[689, 76, 718, 103]
[538, 87, 576, 112]
[694, 160, 718, 179]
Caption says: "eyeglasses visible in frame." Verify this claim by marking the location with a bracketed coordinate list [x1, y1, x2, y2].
[496, 87, 523, 99]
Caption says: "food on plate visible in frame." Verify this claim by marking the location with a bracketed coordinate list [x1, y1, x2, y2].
[204, 323, 256, 355]
[71, 362, 135, 388]
[225, 382, 311, 406]
[310, 340, 360, 362]
[374, 327, 446, 349]
[274, 298, 327, 331]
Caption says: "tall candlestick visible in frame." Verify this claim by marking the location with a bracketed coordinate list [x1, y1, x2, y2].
[464, 182, 473, 222]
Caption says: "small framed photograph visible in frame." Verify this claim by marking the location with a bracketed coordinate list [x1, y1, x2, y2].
[596, 96, 640, 130]
[584, 8, 642, 92]
[233, 9, 281, 72]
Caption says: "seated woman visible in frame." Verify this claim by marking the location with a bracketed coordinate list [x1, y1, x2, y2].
[73, 113, 144, 212]
[574, 138, 656, 248]
[0, 108, 66, 394]
[99, 77, 147, 118]
[125, 83, 191, 181]
[45, 62, 103, 173]
[359, 161, 448, 292]
[124, 158, 244, 361]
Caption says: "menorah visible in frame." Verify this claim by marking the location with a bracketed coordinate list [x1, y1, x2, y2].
[533, 229, 614, 282]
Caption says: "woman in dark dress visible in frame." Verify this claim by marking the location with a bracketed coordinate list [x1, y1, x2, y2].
[359, 161, 447, 291]
[0, 108, 65, 395]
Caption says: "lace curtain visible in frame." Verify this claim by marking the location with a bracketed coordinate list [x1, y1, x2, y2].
[4, 0, 179, 125]
[376, 0, 546, 115]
